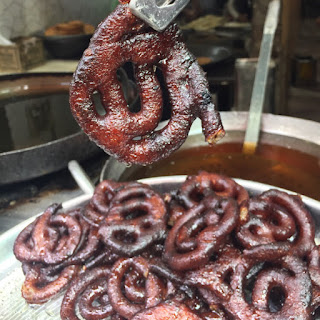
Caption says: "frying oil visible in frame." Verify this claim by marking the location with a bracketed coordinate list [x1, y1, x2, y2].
[125, 143, 320, 201]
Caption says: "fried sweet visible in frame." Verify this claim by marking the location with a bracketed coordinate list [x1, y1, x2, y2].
[238, 189, 315, 260]
[188, 249, 312, 319]
[225, 255, 312, 319]
[69, 3, 224, 165]
[55, 208, 101, 268]
[164, 195, 239, 271]
[85, 180, 125, 225]
[99, 182, 167, 256]
[14, 204, 82, 265]
[22, 263, 80, 304]
[167, 172, 249, 225]
[186, 246, 243, 301]
[61, 267, 113, 320]
[13, 171, 319, 319]
[107, 257, 168, 319]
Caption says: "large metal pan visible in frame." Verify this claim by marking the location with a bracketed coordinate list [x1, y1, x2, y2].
[0, 73, 101, 186]
[101, 112, 320, 200]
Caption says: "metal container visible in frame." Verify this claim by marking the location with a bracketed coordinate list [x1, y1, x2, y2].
[102, 112, 320, 200]
[0, 73, 102, 185]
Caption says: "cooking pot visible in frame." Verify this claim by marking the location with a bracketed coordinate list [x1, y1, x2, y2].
[0, 73, 101, 185]
[102, 112, 320, 200]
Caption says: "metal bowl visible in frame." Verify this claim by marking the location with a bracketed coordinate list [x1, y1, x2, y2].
[42, 33, 92, 59]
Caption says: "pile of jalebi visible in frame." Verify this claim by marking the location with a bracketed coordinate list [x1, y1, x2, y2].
[13, 171, 320, 319]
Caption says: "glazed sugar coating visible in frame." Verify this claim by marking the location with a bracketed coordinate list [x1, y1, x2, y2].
[98, 182, 167, 256]
[238, 189, 315, 260]
[22, 263, 80, 304]
[85, 180, 126, 225]
[69, 3, 224, 165]
[13, 171, 320, 319]
[167, 172, 249, 226]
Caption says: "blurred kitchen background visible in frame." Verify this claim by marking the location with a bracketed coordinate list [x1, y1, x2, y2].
[0, 0, 319, 233]
[0, 0, 319, 120]
[0, 0, 114, 39]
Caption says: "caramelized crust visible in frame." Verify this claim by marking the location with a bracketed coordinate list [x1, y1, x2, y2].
[69, 4, 224, 165]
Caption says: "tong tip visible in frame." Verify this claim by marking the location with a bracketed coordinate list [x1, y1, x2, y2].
[129, 0, 190, 31]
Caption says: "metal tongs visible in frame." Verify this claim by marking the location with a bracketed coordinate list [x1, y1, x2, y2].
[129, 0, 190, 31]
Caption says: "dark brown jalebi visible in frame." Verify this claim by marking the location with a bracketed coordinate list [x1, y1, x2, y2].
[167, 172, 249, 226]
[107, 257, 168, 319]
[69, 3, 224, 165]
[224, 255, 312, 319]
[85, 180, 125, 225]
[237, 197, 296, 247]
[56, 208, 101, 268]
[61, 267, 113, 320]
[22, 263, 80, 304]
[238, 189, 315, 260]
[164, 195, 238, 271]
[189, 250, 312, 319]
[14, 204, 82, 265]
[186, 246, 243, 302]
[99, 182, 167, 256]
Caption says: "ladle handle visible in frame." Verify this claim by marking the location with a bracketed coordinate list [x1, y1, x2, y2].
[68, 160, 95, 195]
[243, 0, 280, 154]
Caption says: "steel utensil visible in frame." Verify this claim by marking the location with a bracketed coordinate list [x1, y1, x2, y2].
[243, 0, 280, 154]
[68, 160, 95, 195]
[129, 0, 190, 31]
